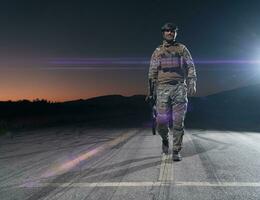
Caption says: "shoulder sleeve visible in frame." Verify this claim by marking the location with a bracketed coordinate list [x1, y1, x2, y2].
[147, 47, 161, 95]
[182, 45, 197, 79]
[148, 47, 161, 81]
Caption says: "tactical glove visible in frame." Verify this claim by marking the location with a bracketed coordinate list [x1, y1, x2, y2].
[145, 95, 156, 105]
[145, 95, 152, 102]
[187, 78, 196, 96]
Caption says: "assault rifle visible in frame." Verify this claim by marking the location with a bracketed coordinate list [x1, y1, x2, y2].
[146, 79, 157, 135]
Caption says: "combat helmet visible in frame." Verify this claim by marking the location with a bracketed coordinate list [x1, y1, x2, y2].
[161, 23, 178, 32]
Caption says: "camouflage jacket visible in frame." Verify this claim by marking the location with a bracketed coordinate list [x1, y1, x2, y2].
[148, 40, 197, 91]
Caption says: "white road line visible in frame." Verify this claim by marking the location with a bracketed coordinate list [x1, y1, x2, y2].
[175, 182, 260, 187]
[16, 181, 260, 188]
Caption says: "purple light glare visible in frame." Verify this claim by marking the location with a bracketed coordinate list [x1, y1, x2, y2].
[47, 58, 260, 66]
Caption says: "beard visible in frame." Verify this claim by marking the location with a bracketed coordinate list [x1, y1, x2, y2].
[163, 34, 175, 42]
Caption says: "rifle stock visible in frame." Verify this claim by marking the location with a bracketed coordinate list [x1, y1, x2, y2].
[148, 79, 157, 135]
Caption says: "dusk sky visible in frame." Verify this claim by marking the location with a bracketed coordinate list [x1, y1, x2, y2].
[0, 0, 260, 102]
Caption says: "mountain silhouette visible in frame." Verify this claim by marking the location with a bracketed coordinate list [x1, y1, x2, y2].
[186, 83, 260, 131]
[0, 84, 260, 133]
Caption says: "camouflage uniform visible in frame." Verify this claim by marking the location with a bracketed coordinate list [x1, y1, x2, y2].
[148, 40, 196, 152]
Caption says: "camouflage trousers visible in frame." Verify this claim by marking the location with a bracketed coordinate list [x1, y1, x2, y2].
[156, 83, 188, 152]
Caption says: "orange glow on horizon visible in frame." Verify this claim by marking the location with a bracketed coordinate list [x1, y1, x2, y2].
[0, 91, 145, 102]
[0, 68, 147, 102]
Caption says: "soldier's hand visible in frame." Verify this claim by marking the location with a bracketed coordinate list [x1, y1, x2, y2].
[145, 95, 152, 102]
[187, 78, 196, 96]
[145, 95, 156, 105]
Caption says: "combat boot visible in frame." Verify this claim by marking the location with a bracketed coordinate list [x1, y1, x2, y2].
[172, 150, 182, 161]
[162, 140, 169, 154]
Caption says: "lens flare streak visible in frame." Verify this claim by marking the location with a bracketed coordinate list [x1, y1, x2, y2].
[42, 130, 137, 178]
[45, 58, 260, 70]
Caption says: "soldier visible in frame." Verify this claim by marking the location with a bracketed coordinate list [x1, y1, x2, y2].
[147, 22, 197, 161]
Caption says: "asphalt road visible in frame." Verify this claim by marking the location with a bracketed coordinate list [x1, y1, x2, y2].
[0, 126, 260, 200]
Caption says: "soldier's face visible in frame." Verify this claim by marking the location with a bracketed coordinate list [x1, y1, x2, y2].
[163, 30, 177, 42]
